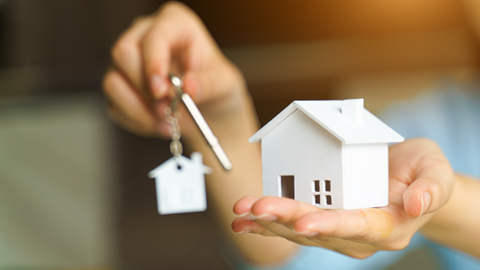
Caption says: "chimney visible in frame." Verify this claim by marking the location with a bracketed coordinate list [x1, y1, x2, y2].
[342, 99, 364, 125]
[191, 152, 203, 164]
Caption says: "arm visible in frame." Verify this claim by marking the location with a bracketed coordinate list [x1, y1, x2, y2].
[183, 89, 298, 264]
[421, 174, 480, 258]
[103, 2, 296, 264]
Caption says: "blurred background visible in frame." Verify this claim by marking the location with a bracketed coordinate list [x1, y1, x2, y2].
[0, 0, 478, 269]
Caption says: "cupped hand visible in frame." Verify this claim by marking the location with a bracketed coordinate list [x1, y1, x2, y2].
[232, 138, 454, 259]
[102, 1, 246, 139]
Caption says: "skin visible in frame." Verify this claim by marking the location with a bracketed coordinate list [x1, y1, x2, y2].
[103, 2, 297, 263]
[232, 138, 455, 259]
[103, 1, 480, 265]
[421, 174, 480, 258]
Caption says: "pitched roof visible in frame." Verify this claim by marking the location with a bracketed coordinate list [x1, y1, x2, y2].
[148, 152, 212, 178]
[249, 100, 404, 144]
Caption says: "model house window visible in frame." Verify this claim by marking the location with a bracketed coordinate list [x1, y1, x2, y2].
[313, 179, 332, 205]
[314, 180, 320, 192]
[325, 180, 331, 192]
[313, 180, 321, 205]
[325, 195, 332, 205]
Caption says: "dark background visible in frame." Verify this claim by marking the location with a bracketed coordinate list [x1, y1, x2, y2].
[0, 0, 474, 95]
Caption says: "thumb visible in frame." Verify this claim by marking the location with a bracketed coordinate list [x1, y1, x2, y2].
[403, 167, 452, 218]
[390, 138, 454, 219]
[142, 2, 212, 100]
[182, 59, 243, 105]
[403, 181, 432, 218]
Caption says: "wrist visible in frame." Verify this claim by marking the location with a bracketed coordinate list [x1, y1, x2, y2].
[420, 173, 480, 256]
[421, 174, 458, 232]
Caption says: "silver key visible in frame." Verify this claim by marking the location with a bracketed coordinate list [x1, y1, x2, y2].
[169, 75, 233, 171]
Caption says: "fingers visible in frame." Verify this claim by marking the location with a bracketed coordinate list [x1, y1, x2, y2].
[233, 196, 318, 240]
[294, 208, 401, 244]
[403, 162, 453, 218]
[231, 218, 277, 236]
[234, 196, 327, 245]
[233, 197, 311, 244]
[403, 180, 433, 218]
[233, 197, 399, 244]
[111, 16, 153, 99]
[111, 2, 218, 103]
[231, 217, 329, 251]
[233, 196, 259, 217]
[107, 104, 154, 137]
[142, 3, 241, 106]
[235, 196, 320, 226]
[393, 138, 454, 218]
[103, 68, 158, 136]
[232, 197, 381, 256]
[232, 196, 404, 257]
[142, 2, 213, 99]
[183, 60, 244, 105]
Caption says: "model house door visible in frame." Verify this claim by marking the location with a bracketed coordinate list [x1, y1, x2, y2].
[280, 175, 295, 199]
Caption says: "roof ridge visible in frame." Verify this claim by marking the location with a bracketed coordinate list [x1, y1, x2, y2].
[249, 100, 404, 144]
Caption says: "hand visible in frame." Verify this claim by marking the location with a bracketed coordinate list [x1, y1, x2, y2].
[232, 138, 455, 259]
[102, 1, 246, 139]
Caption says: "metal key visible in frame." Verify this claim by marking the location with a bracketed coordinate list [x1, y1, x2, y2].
[169, 74, 233, 171]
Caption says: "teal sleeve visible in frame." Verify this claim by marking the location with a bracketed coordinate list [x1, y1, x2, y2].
[231, 234, 428, 270]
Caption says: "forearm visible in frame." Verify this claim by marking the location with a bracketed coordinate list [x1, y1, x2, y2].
[182, 89, 297, 264]
[421, 173, 480, 258]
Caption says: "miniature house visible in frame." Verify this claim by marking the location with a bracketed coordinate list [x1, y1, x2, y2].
[148, 152, 212, 214]
[249, 99, 404, 209]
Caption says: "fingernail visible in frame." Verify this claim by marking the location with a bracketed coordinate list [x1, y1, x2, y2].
[234, 211, 251, 218]
[417, 192, 431, 218]
[151, 75, 168, 99]
[232, 230, 250, 235]
[292, 229, 318, 236]
[422, 192, 431, 215]
[234, 211, 255, 220]
[251, 213, 278, 221]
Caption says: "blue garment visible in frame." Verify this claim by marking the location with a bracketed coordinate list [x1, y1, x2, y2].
[234, 83, 480, 270]
[381, 83, 480, 270]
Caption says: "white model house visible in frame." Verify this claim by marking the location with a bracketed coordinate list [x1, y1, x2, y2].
[249, 99, 404, 209]
[148, 152, 212, 214]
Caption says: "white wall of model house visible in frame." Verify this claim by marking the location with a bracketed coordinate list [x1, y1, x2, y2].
[261, 110, 344, 209]
[250, 99, 404, 209]
[343, 143, 388, 209]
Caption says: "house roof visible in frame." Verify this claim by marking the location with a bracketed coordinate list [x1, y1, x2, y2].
[148, 152, 212, 178]
[249, 100, 404, 144]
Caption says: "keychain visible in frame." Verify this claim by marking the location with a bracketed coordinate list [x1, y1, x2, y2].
[148, 75, 231, 215]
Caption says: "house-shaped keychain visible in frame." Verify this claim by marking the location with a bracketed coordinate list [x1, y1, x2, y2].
[149, 152, 212, 214]
[249, 99, 404, 209]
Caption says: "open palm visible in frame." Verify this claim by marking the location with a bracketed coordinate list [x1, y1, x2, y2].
[232, 138, 454, 259]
